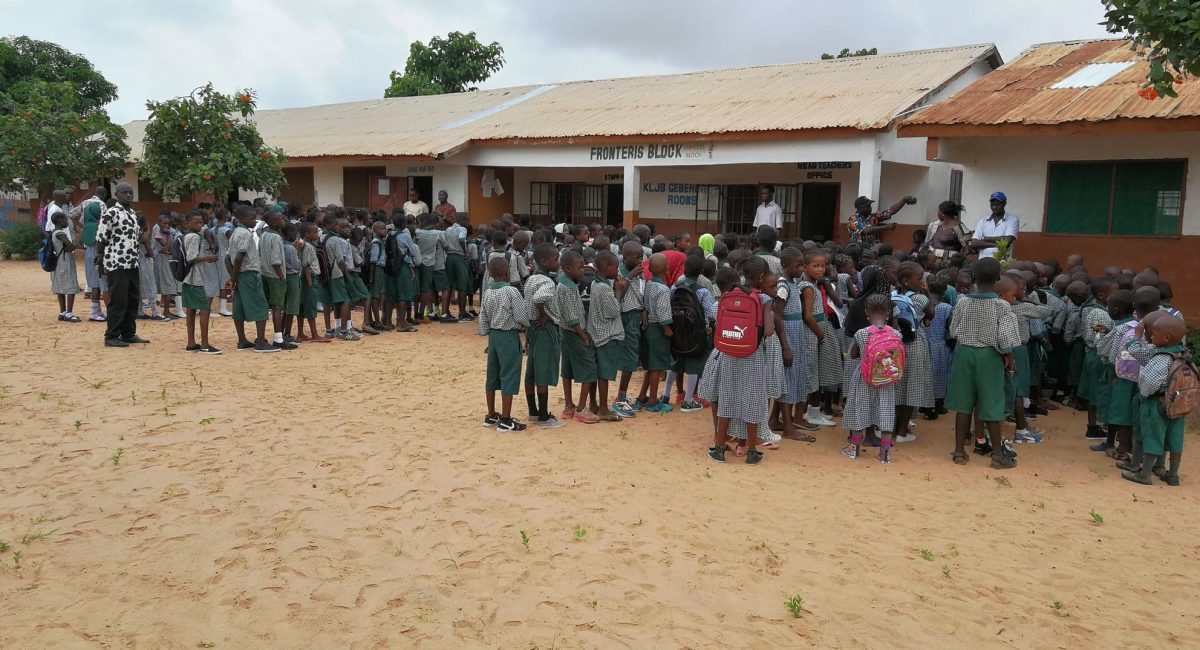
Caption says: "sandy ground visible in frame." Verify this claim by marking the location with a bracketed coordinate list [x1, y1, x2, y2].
[2, 258, 1200, 649]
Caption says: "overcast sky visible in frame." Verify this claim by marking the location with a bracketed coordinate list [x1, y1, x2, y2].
[3, 0, 1115, 125]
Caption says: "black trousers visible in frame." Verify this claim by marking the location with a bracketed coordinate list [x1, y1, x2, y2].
[104, 267, 140, 341]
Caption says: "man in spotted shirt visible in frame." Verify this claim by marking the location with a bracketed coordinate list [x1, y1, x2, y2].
[95, 182, 149, 348]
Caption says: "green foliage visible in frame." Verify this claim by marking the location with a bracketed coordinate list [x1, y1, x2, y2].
[821, 47, 878, 60]
[1104, 0, 1200, 98]
[0, 37, 128, 195]
[139, 84, 286, 202]
[784, 593, 805, 618]
[384, 31, 504, 98]
[0, 222, 42, 259]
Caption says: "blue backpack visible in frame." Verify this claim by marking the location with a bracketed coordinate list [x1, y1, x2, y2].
[892, 290, 918, 327]
[38, 235, 60, 272]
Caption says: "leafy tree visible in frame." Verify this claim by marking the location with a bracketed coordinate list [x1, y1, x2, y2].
[0, 37, 128, 196]
[821, 47, 878, 60]
[138, 84, 286, 202]
[384, 31, 504, 97]
[1104, 0, 1200, 99]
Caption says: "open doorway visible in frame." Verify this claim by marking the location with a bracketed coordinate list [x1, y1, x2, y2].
[799, 183, 839, 243]
[605, 184, 623, 226]
[410, 176, 433, 207]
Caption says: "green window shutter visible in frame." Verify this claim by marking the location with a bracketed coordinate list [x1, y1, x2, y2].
[1111, 161, 1185, 236]
[1046, 163, 1113, 235]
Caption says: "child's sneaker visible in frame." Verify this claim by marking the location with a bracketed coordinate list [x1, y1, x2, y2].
[611, 401, 635, 418]
[482, 414, 499, 428]
[1013, 429, 1043, 444]
[761, 430, 782, 444]
[707, 446, 726, 464]
[878, 448, 892, 464]
[497, 417, 527, 432]
[1001, 438, 1019, 458]
[745, 449, 763, 465]
[1083, 425, 1106, 440]
[629, 399, 646, 412]
[973, 439, 992, 456]
[253, 341, 279, 353]
[536, 416, 566, 429]
[198, 345, 222, 355]
[679, 400, 704, 413]
[1088, 441, 1110, 452]
[841, 443, 860, 460]
[645, 402, 673, 413]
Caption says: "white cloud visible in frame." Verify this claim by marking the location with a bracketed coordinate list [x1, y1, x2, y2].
[0, 0, 1116, 125]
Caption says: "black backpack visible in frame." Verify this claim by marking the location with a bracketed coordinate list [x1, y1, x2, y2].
[315, 234, 332, 285]
[670, 282, 708, 357]
[169, 235, 191, 282]
[384, 232, 407, 276]
[578, 266, 598, 316]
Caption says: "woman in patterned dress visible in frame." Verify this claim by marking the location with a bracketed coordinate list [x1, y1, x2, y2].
[892, 261, 934, 442]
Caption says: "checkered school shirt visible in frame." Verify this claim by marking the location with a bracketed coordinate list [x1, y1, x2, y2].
[643, 277, 674, 325]
[618, 264, 644, 312]
[586, 279, 625, 346]
[1137, 344, 1187, 398]
[1042, 291, 1067, 333]
[556, 275, 586, 329]
[1010, 299, 1053, 344]
[1081, 301, 1114, 350]
[1100, 318, 1136, 363]
[949, 293, 1021, 353]
[478, 283, 529, 334]
[1063, 304, 1082, 343]
[229, 225, 261, 273]
[443, 223, 468, 257]
[524, 273, 561, 326]
[299, 241, 320, 278]
[324, 234, 346, 279]
[259, 230, 285, 276]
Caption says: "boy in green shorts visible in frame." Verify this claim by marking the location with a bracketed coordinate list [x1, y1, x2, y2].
[587, 250, 626, 422]
[1079, 278, 1115, 447]
[281, 223, 302, 346]
[635, 253, 675, 413]
[347, 227, 377, 335]
[323, 219, 358, 341]
[557, 249, 599, 424]
[367, 221, 390, 330]
[479, 255, 530, 432]
[296, 223, 329, 343]
[227, 206, 278, 353]
[258, 211, 295, 350]
[614, 240, 645, 416]
[946, 257, 1020, 468]
[1123, 315, 1189, 486]
[414, 213, 445, 321]
[442, 213, 473, 322]
[523, 244, 565, 429]
[384, 215, 420, 332]
[180, 210, 220, 354]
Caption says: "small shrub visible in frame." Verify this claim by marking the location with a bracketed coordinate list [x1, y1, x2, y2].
[1, 223, 43, 260]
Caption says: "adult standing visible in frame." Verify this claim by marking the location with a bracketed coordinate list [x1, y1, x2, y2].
[402, 189, 429, 218]
[846, 195, 916, 247]
[752, 185, 782, 231]
[433, 189, 457, 225]
[80, 186, 109, 322]
[41, 189, 68, 235]
[968, 192, 1019, 259]
[95, 182, 149, 348]
[922, 200, 971, 260]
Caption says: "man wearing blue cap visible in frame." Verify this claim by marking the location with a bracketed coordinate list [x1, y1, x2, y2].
[969, 192, 1019, 259]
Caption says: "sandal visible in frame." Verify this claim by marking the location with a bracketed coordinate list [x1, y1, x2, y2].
[990, 453, 1017, 469]
[782, 431, 817, 443]
[757, 440, 780, 450]
[952, 451, 969, 465]
[735, 445, 747, 457]
[396, 326, 417, 333]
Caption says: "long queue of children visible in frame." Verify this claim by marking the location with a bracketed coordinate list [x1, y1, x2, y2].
[476, 221, 1197, 481]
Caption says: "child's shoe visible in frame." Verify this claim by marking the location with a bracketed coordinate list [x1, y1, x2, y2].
[878, 448, 892, 464]
[707, 446, 726, 464]
[973, 439, 993, 456]
[745, 449, 763, 465]
[841, 443, 859, 460]
[1083, 425, 1106, 440]
[482, 414, 500, 428]
[198, 345, 222, 355]
[1014, 429, 1043, 444]
[536, 416, 566, 429]
[679, 400, 704, 413]
[629, 399, 646, 412]
[497, 417, 527, 432]
[611, 401, 635, 418]
[573, 410, 599, 424]
[645, 402, 673, 413]
[990, 452, 1017, 469]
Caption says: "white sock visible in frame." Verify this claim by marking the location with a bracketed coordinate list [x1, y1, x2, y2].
[174, 296, 184, 314]
[684, 375, 698, 403]
[334, 318, 342, 329]
[273, 332, 283, 344]
[219, 298, 228, 312]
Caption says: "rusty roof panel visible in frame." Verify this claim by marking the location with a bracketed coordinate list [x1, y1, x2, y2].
[901, 39, 1200, 130]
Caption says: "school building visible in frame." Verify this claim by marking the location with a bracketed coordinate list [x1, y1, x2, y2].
[117, 43, 1002, 242]
[898, 38, 1200, 319]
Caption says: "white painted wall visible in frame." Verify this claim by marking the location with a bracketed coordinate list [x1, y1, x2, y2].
[939, 132, 1200, 235]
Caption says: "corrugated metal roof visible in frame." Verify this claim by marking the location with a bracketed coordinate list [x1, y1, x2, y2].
[901, 39, 1198, 131]
[123, 44, 999, 160]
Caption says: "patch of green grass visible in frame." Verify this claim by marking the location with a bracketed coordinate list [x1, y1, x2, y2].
[573, 527, 587, 539]
[784, 593, 804, 618]
[0, 540, 8, 553]
[199, 417, 216, 425]
[37, 391, 48, 400]
[941, 565, 952, 579]
[111, 447, 124, 466]
[439, 543, 461, 570]
[1052, 601, 1068, 617]
[12, 550, 22, 569]
[519, 530, 530, 552]
[73, 419, 82, 431]
[920, 549, 934, 561]
[21, 528, 55, 545]
[1089, 510, 1104, 525]
[80, 376, 108, 389]
[130, 390, 136, 404]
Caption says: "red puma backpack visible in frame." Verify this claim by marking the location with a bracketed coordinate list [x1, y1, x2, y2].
[714, 286, 764, 358]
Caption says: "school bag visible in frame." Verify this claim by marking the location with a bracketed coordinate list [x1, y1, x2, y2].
[892, 291, 918, 327]
[1160, 352, 1200, 419]
[38, 234, 61, 272]
[1113, 325, 1142, 382]
[384, 232, 408, 276]
[169, 235, 192, 283]
[315, 234, 332, 285]
[861, 325, 906, 387]
[577, 265, 598, 315]
[670, 282, 707, 357]
[713, 286, 763, 358]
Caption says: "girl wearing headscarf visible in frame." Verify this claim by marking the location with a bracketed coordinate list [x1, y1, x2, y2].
[843, 265, 892, 338]
[698, 233, 717, 265]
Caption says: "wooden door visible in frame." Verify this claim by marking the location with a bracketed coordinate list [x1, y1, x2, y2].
[367, 175, 408, 214]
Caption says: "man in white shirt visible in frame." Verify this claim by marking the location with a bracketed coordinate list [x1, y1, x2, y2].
[969, 192, 1020, 259]
[752, 185, 782, 230]
[402, 189, 430, 217]
[42, 189, 68, 234]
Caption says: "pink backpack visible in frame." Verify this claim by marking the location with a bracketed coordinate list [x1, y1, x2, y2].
[861, 325, 906, 387]
[1114, 325, 1141, 381]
